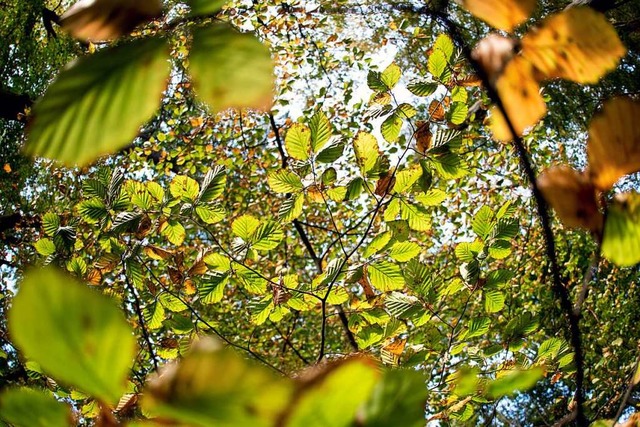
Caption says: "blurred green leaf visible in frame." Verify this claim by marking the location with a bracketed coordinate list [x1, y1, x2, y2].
[190, 24, 273, 112]
[0, 387, 71, 427]
[8, 268, 136, 404]
[25, 37, 170, 166]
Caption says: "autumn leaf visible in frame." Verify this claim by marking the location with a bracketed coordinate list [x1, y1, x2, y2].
[490, 56, 546, 141]
[460, 0, 536, 33]
[521, 7, 626, 84]
[414, 121, 432, 153]
[586, 97, 640, 191]
[61, 0, 162, 42]
[537, 165, 602, 232]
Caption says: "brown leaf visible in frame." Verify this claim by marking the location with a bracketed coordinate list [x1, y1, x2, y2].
[144, 244, 174, 260]
[61, 0, 162, 42]
[428, 100, 446, 121]
[86, 268, 102, 286]
[168, 267, 183, 285]
[375, 174, 396, 196]
[521, 7, 626, 84]
[414, 121, 432, 153]
[537, 165, 603, 232]
[586, 97, 640, 191]
[358, 268, 376, 299]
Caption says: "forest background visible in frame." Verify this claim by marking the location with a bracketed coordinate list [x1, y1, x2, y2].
[1, 0, 640, 425]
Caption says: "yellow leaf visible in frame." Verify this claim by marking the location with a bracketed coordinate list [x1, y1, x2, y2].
[3, 163, 11, 173]
[586, 97, 640, 191]
[537, 165, 602, 232]
[521, 7, 626, 84]
[490, 56, 546, 141]
[460, 0, 536, 32]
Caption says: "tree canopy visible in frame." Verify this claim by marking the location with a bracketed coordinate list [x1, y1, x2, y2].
[1, 0, 640, 425]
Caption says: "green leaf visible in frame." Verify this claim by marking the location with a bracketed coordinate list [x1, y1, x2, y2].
[393, 167, 422, 193]
[537, 338, 563, 360]
[195, 205, 226, 224]
[433, 33, 455, 61]
[415, 189, 446, 206]
[268, 170, 303, 193]
[144, 302, 165, 330]
[316, 141, 344, 163]
[466, 317, 490, 339]
[8, 268, 135, 404]
[400, 201, 431, 231]
[407, 81, 438, 97]
[170, 175, 200, 203]
[484, 290, 505, 313]
[472, 206, 495, 239]
[159, 293, 188, 312]
[251, 221, 284, 251]
[77, 198, 108, 224]
[353, 132, 380, 174]
[381, 112, 403, 143]
[451, 86, 468, 103]
[285, 123, 311, 161]
[428, 50, 450, 82]
[381, 63, 402, 90]
[232, 215, 260, 240]
[42, 213, 60, 237]
[161, 219, 186, 246]
[198, 272, 228, 304]
[363, 231, 392, 258]
[110, 211, 142, 234]
[602, 194, 640, 266]
[430, 152, 468, 179]
[285, 358, 379, 427]
[0, 387, 71, 427]
[34, 238, 56, 256]
[368, 261, 405, 292]
[358, 369, 426, 427]
[309, 111, 332, 153]
[388, 241, 421, 262]
[489, 240, 512, 259]
[447, 102, 468, 125]
[486, 367, 544, 399]
[189, 0, 227, 16]
[278, 193, 304, 222]
[198, 167, 227, 203]
[143, 338, 292, 427]
[25, 37, 170, 166]
[190, 24, 273, 112]
[384, 292, 422, 318]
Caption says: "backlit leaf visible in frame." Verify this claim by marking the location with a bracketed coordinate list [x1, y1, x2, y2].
[8, 268, 136, 404]
[428, 50, 450, 82]
[198, 167, 227, 203]
[161, 219, 186, 246]
[491, 56, 546, 141]
[251, 221, 284, 251]
[537, 166, 602, 231]
[25, 37, 170, 166]
[284, 358, 379, 427]
[143, 339, 291, 427]
[460, 0, 535, 32]
[309, 111, 332, 153]
[268, 170, 303, 193]
[388, 241, 421, 262]
[586, 97, 640, 191]
[368, 261, 405, 292]
[190, 24, 273, 112]
[354, 132, 380, 174]
[285, 123, 311, 161]
[521, 7, 626, 84]
[232, 215, 260, 240]
[602, 193, 640, 266]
